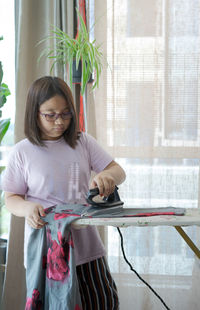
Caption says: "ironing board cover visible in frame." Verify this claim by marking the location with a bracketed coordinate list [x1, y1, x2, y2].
[25, 204, 185, 310]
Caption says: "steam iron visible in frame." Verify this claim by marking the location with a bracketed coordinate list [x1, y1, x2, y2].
[86, 186, 124, 208]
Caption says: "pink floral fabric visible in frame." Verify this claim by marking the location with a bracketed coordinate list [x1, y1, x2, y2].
[46, 229, 72, 281]
[25, 289, 42, 310]
[25, 204, 84, 310]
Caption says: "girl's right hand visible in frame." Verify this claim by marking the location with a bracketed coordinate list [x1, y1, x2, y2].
[25, 202, 47, 229]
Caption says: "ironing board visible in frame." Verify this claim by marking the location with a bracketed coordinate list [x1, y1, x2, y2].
[75, 208, 200, 259]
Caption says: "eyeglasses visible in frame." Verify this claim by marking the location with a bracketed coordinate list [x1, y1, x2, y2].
[39, 111, 72, 122]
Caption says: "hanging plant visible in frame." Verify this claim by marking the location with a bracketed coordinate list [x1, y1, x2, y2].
[38, 8, 104, 95]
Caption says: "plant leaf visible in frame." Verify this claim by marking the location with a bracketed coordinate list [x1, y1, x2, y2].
[0, 166, 5, 174]
[0, 83, 10, 108]
[0, 61, 3, 85]
[0, 118, 10, 143]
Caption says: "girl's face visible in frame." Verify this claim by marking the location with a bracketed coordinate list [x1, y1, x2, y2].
[38, 95, 71, 140]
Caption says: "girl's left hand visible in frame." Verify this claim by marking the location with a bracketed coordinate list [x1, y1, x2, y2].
[90, 170, 115, 197]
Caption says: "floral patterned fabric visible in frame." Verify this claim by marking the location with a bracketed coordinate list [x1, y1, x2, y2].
[25, 204, 86, 310]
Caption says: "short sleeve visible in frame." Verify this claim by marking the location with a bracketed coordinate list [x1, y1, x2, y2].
[83, 133, 113, 173]
[1, 146, 28, 195]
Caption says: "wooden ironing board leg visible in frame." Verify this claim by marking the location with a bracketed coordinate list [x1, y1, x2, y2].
[174, 226, 200, 259]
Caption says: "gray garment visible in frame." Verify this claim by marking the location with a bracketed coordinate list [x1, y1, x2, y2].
[25, 204, 84, 310]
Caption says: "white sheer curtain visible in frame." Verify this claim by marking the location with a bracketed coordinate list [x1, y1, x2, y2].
[93, 0, 200, 309]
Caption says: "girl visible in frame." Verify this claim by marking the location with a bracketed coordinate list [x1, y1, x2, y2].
[2, 76, 126, 309]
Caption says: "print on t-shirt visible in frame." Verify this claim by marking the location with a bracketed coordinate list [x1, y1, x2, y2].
[67, 162, 82, 202]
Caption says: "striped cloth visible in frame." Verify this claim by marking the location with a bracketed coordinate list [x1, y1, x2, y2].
[77, 257, 119, 310]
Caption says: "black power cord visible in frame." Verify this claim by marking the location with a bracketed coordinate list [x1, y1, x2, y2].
[117, 227, 171, 310]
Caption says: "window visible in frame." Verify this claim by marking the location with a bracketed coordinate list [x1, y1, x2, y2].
[101, 0, 199, 279]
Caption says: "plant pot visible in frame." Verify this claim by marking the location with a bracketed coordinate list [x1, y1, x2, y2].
[72, 61, 94, 84]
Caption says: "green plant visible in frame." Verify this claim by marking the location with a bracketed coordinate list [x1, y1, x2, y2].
[38, 8, 104, 95]
[0, 37, 10, 143]
[0, 36, 11, 240]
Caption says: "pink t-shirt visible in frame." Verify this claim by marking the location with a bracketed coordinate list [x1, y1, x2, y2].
[2, 132, 113, 267]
